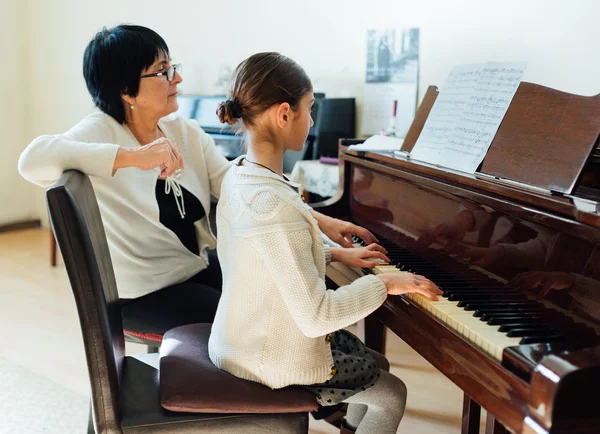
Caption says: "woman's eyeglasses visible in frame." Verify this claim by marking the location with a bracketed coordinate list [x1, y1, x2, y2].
[140, 63, 182, 82]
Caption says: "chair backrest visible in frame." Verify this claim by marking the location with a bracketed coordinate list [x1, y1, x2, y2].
[47, 170, 124, 433]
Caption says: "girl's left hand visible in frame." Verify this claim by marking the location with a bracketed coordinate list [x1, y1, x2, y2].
[318, 216, 378, 248]
[331, 244, 390, 268]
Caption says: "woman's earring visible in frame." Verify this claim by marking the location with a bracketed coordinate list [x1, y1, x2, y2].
[130, 105, 135, 110]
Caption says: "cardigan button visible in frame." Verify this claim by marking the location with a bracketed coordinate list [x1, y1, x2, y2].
[325, 333, 332, 343]
[330, 367, 337, 376]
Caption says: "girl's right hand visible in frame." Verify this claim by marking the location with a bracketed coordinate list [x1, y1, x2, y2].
[377, 272, 442, 301]
[113, 137, 184, 179]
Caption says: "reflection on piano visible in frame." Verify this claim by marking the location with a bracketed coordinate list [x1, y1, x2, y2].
[318, 82, 600, 433]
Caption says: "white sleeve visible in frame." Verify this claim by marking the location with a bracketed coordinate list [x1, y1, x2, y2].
[189, 120, 232, 199]
[323, 244, 332, 266]
[246, 202, 387, 338]
[499, 234, 553, 270]
[18, 115, 120, 188]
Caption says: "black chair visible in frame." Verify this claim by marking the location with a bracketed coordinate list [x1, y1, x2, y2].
[47, 170, 313, 433]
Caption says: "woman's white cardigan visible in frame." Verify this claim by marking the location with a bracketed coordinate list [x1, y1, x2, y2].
[18, 112, 231, 298]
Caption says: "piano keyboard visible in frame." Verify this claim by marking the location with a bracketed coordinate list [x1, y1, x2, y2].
[346, 234, 595, 362]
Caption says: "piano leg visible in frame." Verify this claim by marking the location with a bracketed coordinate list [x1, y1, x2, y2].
[485, 414, 507, 434]
[462, 394, 481, 434]
[364, 314, 386, 355]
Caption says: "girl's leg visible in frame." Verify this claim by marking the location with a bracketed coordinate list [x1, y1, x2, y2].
[367, 348, 390, 372]
[343, 370, 407, 434]
[344, 348, 391, 426]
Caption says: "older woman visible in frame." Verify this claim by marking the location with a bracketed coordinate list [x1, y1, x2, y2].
[18, 25, 383, 337]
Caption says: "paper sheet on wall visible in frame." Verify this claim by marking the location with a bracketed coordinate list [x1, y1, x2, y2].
[362, 83, 418, 137]
[410, 62, 527, 173]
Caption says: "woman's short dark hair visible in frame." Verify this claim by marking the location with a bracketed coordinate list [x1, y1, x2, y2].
[83, 25, 170, 124]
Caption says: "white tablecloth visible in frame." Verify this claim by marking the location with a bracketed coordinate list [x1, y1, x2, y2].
[290, 160, 340, 198]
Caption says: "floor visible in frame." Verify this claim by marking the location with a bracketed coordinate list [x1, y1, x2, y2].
[0, 228, 489, 433]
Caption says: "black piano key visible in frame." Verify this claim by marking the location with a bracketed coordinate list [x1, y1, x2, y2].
[519, 336, 566, 345]
[455, 296, 514, 305]
[498, 324, 549, 333]
[453, 297, 529, 307]
[433, 280, 473, 285]
[506, 329, 561, 338]
[463, 302, 542, 311]
[446, 292, 526, 300]
[487, 316, 546, 325]
[451, 291, 526, 299]
[393, 258, 431, 263]
[477, 309, 548, 319]
[447, 294, 493, 302]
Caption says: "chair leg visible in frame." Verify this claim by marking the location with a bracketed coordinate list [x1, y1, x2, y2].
[87, 402, 94, 434]
[50, 229, 57, 267]
[486, 413, 507, 434]
[462, 394, 481, 434]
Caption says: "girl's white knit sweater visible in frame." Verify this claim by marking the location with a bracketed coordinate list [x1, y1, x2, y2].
[208, 160, 388, 389]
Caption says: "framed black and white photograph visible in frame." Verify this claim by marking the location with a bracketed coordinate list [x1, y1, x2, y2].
[362, 28, 420, 136]
[366, 28, 420, 84]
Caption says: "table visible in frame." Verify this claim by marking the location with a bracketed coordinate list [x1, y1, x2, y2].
[289, 160, 340, 202]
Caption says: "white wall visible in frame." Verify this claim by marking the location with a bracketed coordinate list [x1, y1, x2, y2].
[1, 0, 37, 224]
[14, 0, 600, 222]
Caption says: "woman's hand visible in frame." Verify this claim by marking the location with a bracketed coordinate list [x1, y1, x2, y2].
[510, 271, 575, 298]
[113, 137, 184, 179]
[331, 244, 390, 268]
[417, 210, 475, 249]
[454, 245, 505, 268]
[378, 272, 442, 300]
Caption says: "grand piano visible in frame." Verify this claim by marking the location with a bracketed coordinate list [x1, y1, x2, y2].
[317, 83, 600, 434]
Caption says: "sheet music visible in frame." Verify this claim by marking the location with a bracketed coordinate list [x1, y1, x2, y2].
[441, 63, 527, 172]
[409, 64, 483, 163]
[410, 62, 527, 173]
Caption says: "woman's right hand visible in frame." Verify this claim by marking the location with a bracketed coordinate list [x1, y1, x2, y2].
[113, 137, 184, 179]
[377, 272, 442, 301]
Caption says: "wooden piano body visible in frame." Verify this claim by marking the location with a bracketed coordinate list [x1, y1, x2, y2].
[317, 83, 600, 433]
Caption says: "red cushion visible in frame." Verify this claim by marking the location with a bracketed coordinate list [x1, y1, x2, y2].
[159, 323, 318, 414]
[124, 329, 163, 342]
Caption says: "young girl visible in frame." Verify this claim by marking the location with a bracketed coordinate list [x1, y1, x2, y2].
[208, 52, 441, 434]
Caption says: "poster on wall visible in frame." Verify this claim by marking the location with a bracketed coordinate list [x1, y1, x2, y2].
[361, 28, 420, 137]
